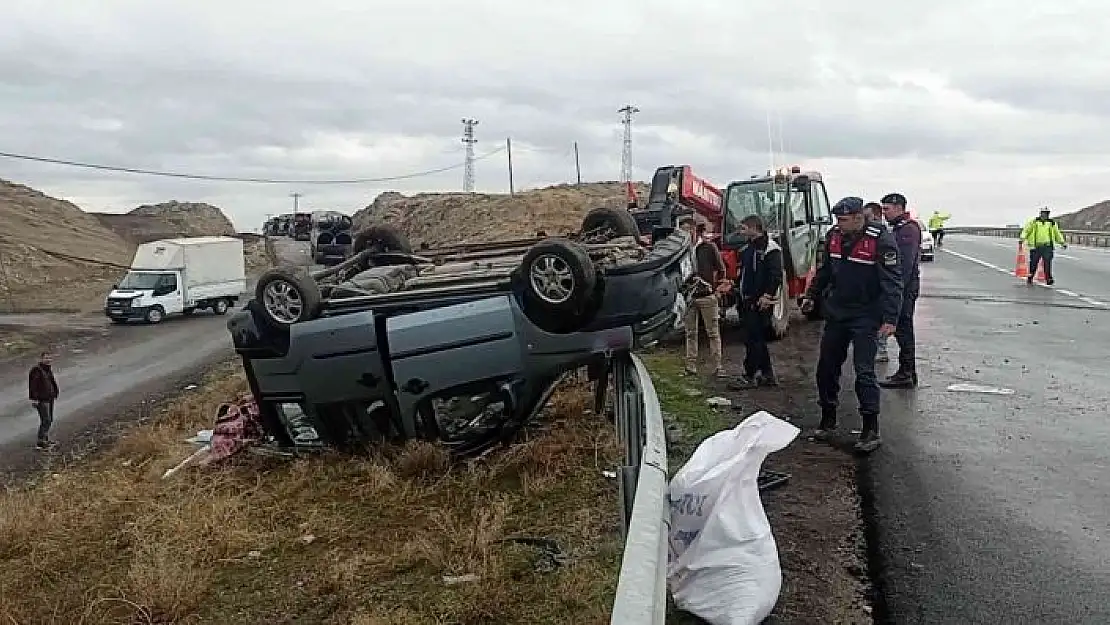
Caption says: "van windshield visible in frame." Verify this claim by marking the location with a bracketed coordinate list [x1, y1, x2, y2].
[118, 272, 171, 290]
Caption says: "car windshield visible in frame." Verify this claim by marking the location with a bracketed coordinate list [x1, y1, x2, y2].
[724, 180, 788, 233]
[118, 272, 169, 290]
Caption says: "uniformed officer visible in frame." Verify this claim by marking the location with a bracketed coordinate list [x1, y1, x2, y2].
[878, 192, 922, 389]
[801, 196, 903, 453]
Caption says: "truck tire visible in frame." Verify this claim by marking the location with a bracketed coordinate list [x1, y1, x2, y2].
[766, 269, 791, 341]
[182, 307, 195, 316]
[353, 225, 413, 255]
[580, 207, 640, 242]
[518, 238, 599, 333]
[145, 306, 165, 324]
[212, 299, 230, 315]
[255, 267, 322, 328]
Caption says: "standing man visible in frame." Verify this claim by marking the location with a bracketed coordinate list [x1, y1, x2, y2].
[801, 197, 902, 453]
[879, 193, 923, 389]
[927, 210, 951, 247]
[680, 217, 727, 378]
[28, 351, 59, 450]
[729, 215, 782, 388]
[865, 202, 891, 364]
[1021, 207, 1067, 285]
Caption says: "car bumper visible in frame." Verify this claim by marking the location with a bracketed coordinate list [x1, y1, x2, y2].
[104, 304, 151, 320]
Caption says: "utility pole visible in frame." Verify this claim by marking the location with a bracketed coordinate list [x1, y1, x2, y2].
[461, 118, 479, 192]
[618, 104, 639, 184]
[573, 141, 582, 185]
[290, 192, 302, 213]
[506, 137, 514, 196]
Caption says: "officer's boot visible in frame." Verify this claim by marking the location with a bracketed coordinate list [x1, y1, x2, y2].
[813, 407, 838, 442]
[854, 413, 882, 454]
[880, 367, 918, 389]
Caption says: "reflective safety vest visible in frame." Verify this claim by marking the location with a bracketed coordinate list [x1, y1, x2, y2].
[827, 224, 883, 265]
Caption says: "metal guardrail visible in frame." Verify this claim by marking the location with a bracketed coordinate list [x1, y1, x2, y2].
[610, 353, 669, 624]
[946, 226, 1110, 247]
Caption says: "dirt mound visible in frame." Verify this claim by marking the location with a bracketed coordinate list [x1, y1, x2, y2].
[0, 180, 133, 313]
[94, 201, 236, 244]
[1056, 200, 1110, 231]
[353, 182, 649, 247]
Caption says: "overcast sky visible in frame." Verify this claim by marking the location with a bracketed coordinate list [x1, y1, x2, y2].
[2, 0, 1108, 230]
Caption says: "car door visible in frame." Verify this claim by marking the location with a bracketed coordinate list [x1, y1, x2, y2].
[784, 183, 815, 279]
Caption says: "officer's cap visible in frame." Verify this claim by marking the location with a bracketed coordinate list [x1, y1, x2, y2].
[881, 193, 907, 206]
[831, 196, 865, 216]
[1039, 206, 1051, 214]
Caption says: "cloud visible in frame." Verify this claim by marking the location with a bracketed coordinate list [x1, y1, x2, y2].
[1, 0, 1109, 229]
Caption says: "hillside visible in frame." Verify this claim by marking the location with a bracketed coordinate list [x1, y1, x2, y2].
[0, 180, 133, 312]
[1056, 200, 1110, 231]
[93, 201, 236, 244]
[352, 181, 650, 247]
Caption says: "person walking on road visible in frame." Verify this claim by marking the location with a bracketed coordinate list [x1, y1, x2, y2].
[927, 210, 951, 247]
[801, 197, 903, 453]
[728, 215, 782, 389]
[680, 217, 728, 378]
[28, 351, 59, 450]
[866, 202, 891, 365]
[1021, 207, 1067, 286]
[878, 193, 923, 389]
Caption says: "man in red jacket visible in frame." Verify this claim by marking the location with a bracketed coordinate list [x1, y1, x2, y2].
[28, 351, 59, 450]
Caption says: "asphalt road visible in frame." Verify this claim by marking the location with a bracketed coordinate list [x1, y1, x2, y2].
[873, 235, 1110, 624]
[0, 310, 235, 459]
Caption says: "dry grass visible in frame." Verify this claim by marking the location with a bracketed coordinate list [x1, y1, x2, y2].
[0, 364, 624, 625]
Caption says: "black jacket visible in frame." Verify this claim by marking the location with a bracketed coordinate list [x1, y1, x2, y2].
[807, 221, 904, 325]
[29, 364, 59, 402]
[888, 214, 922, 295]
[738, 234, 784, 305]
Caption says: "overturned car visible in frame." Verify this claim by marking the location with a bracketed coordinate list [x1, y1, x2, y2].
[227, 207, 696, 455]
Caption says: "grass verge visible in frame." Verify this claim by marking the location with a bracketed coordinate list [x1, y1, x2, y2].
[0, 363, 624, 625]
[640, 346, 873, 625]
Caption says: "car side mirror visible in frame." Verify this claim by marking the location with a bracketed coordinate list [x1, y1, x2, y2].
[112, 284, 118, 290]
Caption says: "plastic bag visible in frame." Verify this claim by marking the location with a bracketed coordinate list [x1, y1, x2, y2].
[667, 410, 800, 625]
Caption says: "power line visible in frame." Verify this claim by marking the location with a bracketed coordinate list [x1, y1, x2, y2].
[0, 147, 505, 185]
[461, 118, 479, 192]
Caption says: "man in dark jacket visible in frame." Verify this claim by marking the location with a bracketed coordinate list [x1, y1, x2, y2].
[28, 351, 59, 450]
[728, 215, 783, 388]
[878, 193, 922, 389]
[801, 197, 903, 453]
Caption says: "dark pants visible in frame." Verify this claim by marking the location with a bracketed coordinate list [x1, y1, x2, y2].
[816, 317, 882, 429]
[742, 305, 774, 378]
[895, 291, 918, 373]
[931, 228, 945, 245]
[1029, 245, 1054, 281]
[35, 400, 54, 443]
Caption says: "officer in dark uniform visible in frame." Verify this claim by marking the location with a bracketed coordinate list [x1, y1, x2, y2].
[801, 196, 903, 453]
[878, 192, 922, 389]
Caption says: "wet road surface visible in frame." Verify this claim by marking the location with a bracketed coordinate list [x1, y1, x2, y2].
[873, 235, 1110, 624]
[0, 311, 235, 456]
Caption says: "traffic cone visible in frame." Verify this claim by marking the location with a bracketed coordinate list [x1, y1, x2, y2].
[1014, 242, 1028, 278]
[1034, 259, 1046, 282]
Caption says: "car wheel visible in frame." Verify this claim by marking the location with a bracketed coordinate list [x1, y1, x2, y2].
[213, 299, 230, 315]
[145, 306, 165, 324]
[353, 224, 413, 255]
[519, 238, 599, 333]
[255, 267, 322, 329]
[580, 207, 640, 242]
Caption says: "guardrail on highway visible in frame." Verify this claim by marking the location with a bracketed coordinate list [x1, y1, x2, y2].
[946, 226, 1110, 247]
[610, 353, 669, 624]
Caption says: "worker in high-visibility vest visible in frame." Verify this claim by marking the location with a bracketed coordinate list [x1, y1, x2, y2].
[927, 210, 951, 247]
[1020, 207, 1067, 286]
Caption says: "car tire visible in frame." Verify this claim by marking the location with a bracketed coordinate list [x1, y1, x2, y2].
[213, 299, 230, 315]
[145, 306, 165, 324]
[255, 267, 322, 329]
[518, 238, 599, 333]
[580, 207, 640, 241]
[353, 225, 413, 255]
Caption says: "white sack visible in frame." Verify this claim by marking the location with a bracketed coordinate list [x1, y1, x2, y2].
[667, 410, 800, 625]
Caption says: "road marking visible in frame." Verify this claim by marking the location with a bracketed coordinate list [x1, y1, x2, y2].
[940, 248, 1110, 308]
